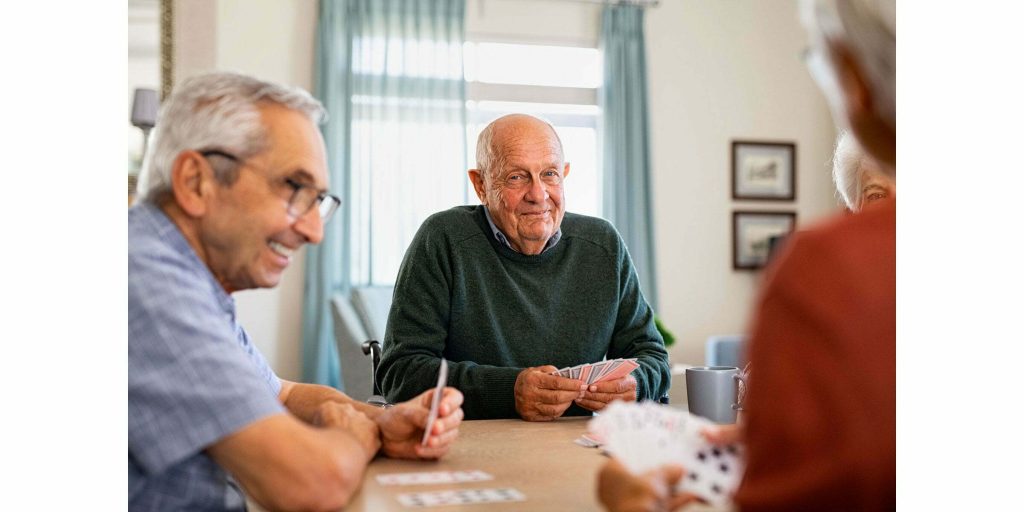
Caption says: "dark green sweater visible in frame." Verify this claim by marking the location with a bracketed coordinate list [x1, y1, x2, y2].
[379, 205, 670, 419]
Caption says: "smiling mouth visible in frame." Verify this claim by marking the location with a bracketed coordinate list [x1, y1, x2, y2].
[269, 241, 295, 261]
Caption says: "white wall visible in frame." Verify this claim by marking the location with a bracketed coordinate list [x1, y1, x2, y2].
[647, 0, 839, 365]
[172, 0, 839, 380]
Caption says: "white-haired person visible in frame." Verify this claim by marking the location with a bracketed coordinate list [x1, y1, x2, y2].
[833, 130, 895, 211]
[597, 0, 895, 510]
[129, 71, 464, 511]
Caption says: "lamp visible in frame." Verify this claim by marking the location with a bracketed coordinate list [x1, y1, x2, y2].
[131, 88, 159, 163]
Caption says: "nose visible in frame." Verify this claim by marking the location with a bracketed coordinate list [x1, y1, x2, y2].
[524, 175, 548, 203]
[293, 207, 324, 244]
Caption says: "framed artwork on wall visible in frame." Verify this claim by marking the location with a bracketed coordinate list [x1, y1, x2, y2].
[732, 210, 797, 270]
[731, 140, 796, 201]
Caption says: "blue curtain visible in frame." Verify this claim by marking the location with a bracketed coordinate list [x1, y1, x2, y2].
[601, 4, 658, 311]
[304, 0, 467, 387]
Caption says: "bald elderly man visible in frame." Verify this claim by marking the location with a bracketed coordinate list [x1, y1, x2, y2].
[378, 114, 671, 421]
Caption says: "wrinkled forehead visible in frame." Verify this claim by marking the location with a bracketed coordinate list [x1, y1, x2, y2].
[494, 124, 564, 169]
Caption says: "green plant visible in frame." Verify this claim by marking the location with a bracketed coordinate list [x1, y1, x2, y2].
[654, 314, 675, 347]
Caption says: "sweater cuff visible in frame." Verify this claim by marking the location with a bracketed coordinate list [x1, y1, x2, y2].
[476, 367, 522, 418]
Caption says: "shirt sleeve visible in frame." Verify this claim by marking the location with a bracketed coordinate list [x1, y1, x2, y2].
[128, 250, 285, 476]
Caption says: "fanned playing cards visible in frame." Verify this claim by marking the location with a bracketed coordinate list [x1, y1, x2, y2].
[587, 401, 745, 507]
[550, 358, 639, 385]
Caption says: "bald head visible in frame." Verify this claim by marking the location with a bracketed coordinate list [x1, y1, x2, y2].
[475, 114, 564, 182]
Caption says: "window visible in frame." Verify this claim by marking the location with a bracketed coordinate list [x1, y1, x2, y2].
[355, 39, 604, 286]
[464, 41, 603, 218]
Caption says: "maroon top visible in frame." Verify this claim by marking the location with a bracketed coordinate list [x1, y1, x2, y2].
[736, 199, 896, 511]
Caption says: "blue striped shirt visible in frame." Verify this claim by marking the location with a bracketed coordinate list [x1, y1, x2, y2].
[128, 202, 285, 511]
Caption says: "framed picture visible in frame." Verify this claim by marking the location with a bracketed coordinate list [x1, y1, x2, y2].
[731, 140, 796, 201]
[733, 210, 797, 270]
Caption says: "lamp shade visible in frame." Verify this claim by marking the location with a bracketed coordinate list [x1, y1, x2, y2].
[131, 88, 159, 129]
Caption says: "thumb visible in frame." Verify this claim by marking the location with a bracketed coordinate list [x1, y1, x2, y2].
[659, 464, 686, 487]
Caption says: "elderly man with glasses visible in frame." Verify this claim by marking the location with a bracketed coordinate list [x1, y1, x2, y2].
[129, 71, 464, 511]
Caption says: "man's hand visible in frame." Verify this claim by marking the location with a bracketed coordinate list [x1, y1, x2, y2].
[574, 374, 637, 412]
[311, 402, 381, 459]
[514, 365, 585, 421]
[597, 458, 700, 512]
[376, 387, 464, 460]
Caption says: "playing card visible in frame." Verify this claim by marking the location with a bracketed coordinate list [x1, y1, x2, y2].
[377, 470, 493, 486]
[595, 359, 638, 383]
[569, 365, 582, 380]
[396, 488, 526, 507]
[579, 364, 593, 383]
[421, 358, 448, 446]
[588, 360, 612, 383]
[677, 443, 744, 506]
[586, 401, 744, 507]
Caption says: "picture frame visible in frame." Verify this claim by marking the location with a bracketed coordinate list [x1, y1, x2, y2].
[732, 210, 797, 270]
[731, 140, 796, 201]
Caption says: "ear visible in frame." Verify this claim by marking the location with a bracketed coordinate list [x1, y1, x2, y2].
[467, 169, 488, 204]
[562, 162, 571, 180]
[170, 151, 215, 218]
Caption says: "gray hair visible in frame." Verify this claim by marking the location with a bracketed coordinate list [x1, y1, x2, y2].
[801, 0, 896, 129]
[136, 71, 326, 204]
[474, 114, 564, 181]
[832, 130, 865, 210]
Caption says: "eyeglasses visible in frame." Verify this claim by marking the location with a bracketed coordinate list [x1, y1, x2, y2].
[200, 149, 341, 222]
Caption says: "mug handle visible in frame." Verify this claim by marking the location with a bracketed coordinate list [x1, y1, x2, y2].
[732, 370, 749, 412]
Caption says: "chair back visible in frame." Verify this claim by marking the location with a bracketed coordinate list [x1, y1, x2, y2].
[704, 335, 746, 368]
[350, 286, 395, 342]
[330, 295, 373, 400]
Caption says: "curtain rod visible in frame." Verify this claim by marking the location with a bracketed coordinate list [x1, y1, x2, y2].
[520, 0, 659, 7]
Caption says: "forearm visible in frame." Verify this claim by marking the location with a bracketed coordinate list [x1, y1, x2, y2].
[208, 415, 374, 511]
[279, 381, 384, 423]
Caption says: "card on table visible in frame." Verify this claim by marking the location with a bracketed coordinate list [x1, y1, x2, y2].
[396, 488, 526, 508]
[421, 358, 448, 446]
[377, 470, 494, 486]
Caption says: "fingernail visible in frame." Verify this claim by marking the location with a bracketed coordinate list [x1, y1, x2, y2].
[589, 385, 597, 392]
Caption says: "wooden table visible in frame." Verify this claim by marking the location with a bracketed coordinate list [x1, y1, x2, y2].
[347, 416, 730, 512]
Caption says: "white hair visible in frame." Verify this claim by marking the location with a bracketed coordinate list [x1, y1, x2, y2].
[136, 71, 326, 203]
[801, 0, 896, 130]
[832, 130, 865, 210]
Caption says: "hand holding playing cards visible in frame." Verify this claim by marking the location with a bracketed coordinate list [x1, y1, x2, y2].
[312, 402, 381, 460]
[514, 365, 586, 422]
[598, 458, 700, 512]
[702, 423, 743, 445]
[376, 387, 464, 460]
[575, 374, 637, 412]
